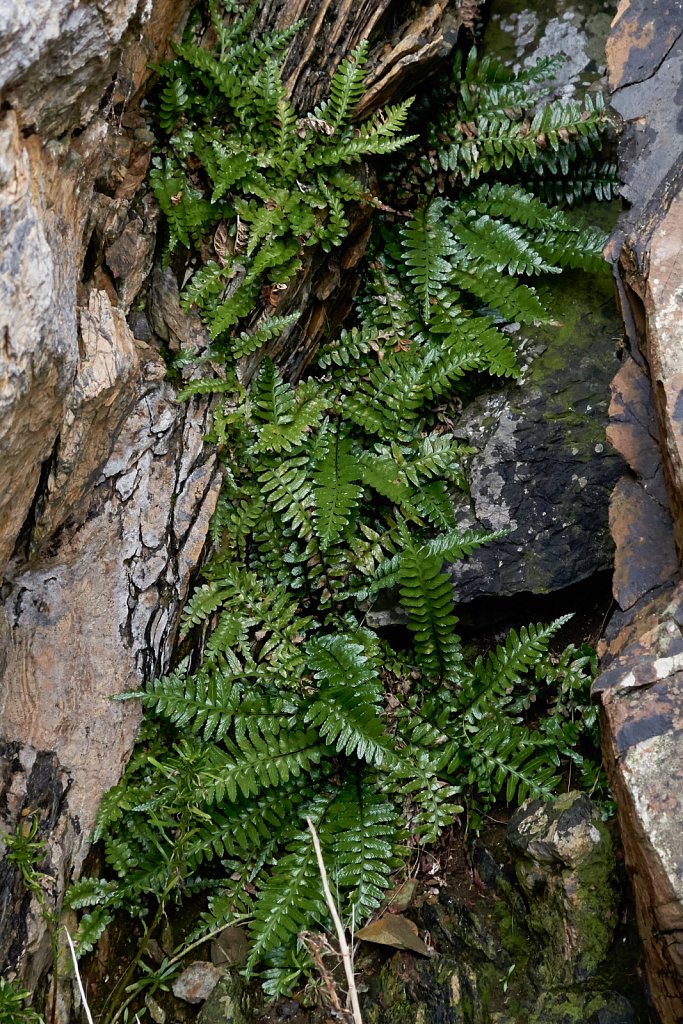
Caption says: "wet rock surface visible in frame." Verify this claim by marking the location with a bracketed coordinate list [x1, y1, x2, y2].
[507, 792, 619, 985]
[448, 273, 624, 602]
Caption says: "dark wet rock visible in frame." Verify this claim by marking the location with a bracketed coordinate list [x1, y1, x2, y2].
[606, 0, 683, 214]
[507, 792, 619, 986]
[360, 795, 636, 1024]
[447, 270, 624, 603]
[0, 740, 70, 993]
[528, 989, 635, 1024]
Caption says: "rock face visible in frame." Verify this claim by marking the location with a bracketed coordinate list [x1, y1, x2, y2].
[448, 274, 624, 602]
[361, 793, 631, 1024]
[0, 0, 221, 996]
[594, 2, 683, 1021]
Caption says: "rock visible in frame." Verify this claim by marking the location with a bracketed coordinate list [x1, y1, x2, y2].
[362, 951, 484, 1024]
[171, 961, 223, 1005]
[528, 990, 635, 1024]
[606, 0, 683, 213]
[0, 0, 212, 998]
[507, 793, 619, 985]
[607, 356, 678, 612]
[596, 3, 683, 1021]
[594, 586, 683, 1024]
[447, 269, 624, 602]
[211, 926, 249, 968]
[198, 974, 253, 1024]
[0, 741, 69, 995]
[0, 318, 221, 881]
[0, 0, 191, 138]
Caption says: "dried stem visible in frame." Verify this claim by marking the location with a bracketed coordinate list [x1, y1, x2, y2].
[306, 818, 363, 1024]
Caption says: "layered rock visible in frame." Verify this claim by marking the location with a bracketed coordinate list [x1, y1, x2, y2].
[595, 2, 683, 1020]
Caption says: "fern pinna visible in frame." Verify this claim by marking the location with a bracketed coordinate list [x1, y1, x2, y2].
[68, 7, 610, 1005]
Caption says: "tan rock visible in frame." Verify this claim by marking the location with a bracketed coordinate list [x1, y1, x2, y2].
[595, 587, 683, 1024]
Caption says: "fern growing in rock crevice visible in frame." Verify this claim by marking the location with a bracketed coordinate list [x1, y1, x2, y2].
[68, 5, 610, 1006]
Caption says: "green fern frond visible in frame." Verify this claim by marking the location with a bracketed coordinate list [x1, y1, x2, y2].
[448, 265, 549, 324]
[158, 75, 190, 132]
[318, 40, 369, 129]
[251, 362, 327, 453]
[395, 517, 461, 680]
[304, 633, 389, 765]
[312, 434, 363, 548]
[232, 311, 300, 359]
[328, 777, 403, 918]
[401, 201, 460, 321]
[247, 798, 333, 972]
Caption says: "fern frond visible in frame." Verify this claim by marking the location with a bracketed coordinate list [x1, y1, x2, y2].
[258, 455, 315, 537]
[251, 362, 327, 453]
[304, 633, 389, 765]
[401, 201, 460, 321]
[247, 797, 333, 971]
[233, 311, 300, 359]
[395, 517, 461, 679]
[448, 265, 549, 324]
[312, 434, 362, 548]
[319, 40, 369, 129]
[329, 777, 403, 919]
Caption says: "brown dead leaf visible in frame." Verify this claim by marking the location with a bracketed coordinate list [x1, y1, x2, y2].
[356, 914, 430, 955]
[213, 221, 232, 266]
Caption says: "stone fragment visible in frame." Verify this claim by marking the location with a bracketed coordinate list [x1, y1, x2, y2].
[104, 205, 157, 313]
[211, 927, 249, 968]
[171, 961, 223, 1005]
[609, 477, 677, 610]
[507, 792, 619, 986]
[607, 0, 683, 210]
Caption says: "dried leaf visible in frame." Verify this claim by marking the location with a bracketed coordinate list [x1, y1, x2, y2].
[356, 914, 430, 955]
[214, 221, 232, 266]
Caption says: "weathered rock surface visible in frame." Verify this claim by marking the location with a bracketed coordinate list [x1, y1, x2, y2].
[448, 273, 624, 603]
[594, 2, 683, 1021]
[172, 961, 223, 1005]
[507, 792, 619, 986]
[595, 588, 683, 1024]
[0, 0, 218, 996]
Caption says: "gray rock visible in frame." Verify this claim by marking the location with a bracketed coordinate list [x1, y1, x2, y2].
[448, 268, 624, 602]
[172, 961, 223, 1005]
[198, 974, 252, 1024]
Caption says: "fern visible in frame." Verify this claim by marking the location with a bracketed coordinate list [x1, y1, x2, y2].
[400, 202, 460, 320]
[73, 13, 611, 1007]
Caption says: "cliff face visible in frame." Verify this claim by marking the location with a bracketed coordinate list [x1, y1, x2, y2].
[2, 2, 682, 1021]
[0, 0, 225, 992]
[596, 3, 683, 1021]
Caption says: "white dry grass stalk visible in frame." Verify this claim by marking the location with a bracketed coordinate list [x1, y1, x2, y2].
[64, 929, 95, 1024]
[306, 818, 363, 1024]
